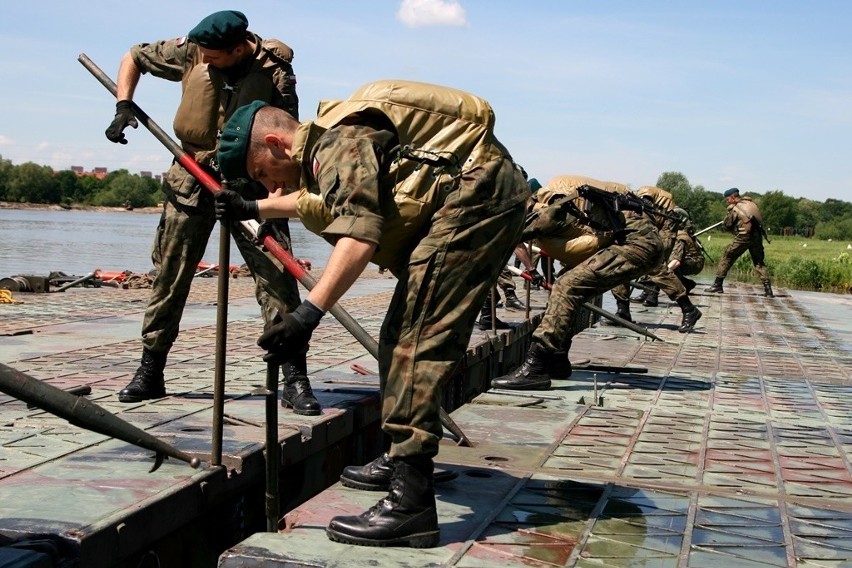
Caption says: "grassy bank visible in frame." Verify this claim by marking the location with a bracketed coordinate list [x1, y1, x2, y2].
[700, 233, 852, 294]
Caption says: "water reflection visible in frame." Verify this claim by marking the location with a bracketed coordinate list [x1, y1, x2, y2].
[0, 209, 332, 277]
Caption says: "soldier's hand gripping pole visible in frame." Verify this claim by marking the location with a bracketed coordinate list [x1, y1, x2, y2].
[78, 53, 472, 446]
[0, 363, 200, 472]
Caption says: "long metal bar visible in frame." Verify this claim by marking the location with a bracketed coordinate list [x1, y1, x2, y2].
[694, 220, 724, 237]
[0, 363, 200, 472]
[263, 356, 280, 532]
[211, 222, 230, 466]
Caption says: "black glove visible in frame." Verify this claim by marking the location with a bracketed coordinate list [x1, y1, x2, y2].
[105, 100, 138, 144]
[524, 269, 545, 288]
[215, 188, 259, 221]
[257, 300, 325, 355]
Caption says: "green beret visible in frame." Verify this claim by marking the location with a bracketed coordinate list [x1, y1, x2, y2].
[528, 178, 542, 193]
[218, 100, 267, 181]
[723, 187, 740, 198]
[188, 10, 248, 49]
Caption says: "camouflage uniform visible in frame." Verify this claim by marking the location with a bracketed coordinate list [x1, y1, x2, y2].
[295, 122, 528, 458]
[131, 34, 301, 353]
[716, 196, 771, 284]
[670, 227, 705, 276]
[536, 210, 664, 351]
[626, 186, 688, 304]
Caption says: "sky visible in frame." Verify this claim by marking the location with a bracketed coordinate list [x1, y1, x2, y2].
[1, 0, 850, 202]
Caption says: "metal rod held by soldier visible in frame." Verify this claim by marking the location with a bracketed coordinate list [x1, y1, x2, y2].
[211, 219, 231, 467]
[0, 363, 200, 472]
[694, 220, 725, 237]
[263, 356, 281, 532]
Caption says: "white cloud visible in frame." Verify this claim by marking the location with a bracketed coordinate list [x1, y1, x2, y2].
[397, 0, 467, 28]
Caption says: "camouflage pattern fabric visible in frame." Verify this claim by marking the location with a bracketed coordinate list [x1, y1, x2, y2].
[536, 212, 663, 352]
[378, 170, 526, 458]
[671, 229, 705, 276]
[131, 33, 302, 353]
[141, 187, 301, 352]
[641, 227, 688, 301]
[496, 268, 516, 293]
[715, 231, 771, 284]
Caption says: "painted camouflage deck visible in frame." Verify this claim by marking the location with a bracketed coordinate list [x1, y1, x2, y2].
[219, 284, 852, 568]
[1, 273, 851, 567]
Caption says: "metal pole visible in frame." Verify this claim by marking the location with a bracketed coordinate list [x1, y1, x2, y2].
[211, 223, 230, 466]
[694, 220, 724, 237]
[263, 355, 280, 532]
[0, 363, 200, 472]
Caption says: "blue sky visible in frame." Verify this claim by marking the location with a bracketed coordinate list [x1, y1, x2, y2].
[1, 0, 850, 202]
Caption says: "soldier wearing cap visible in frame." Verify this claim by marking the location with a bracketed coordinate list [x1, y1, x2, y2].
[103, 11, 320, 414]
[213, 82, 529, 547]
[705, 187, 774, 297]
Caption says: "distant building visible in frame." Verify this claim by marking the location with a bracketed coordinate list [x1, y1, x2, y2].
[70, 166, 109, 180]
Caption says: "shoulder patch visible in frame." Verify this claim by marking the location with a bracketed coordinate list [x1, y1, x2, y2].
[312, 158, 320, 178]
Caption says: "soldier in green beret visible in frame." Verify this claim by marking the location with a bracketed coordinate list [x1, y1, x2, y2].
[104, 11, 320, 415]
[214, 82, 529, 548]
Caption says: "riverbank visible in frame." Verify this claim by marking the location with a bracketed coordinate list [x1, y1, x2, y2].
[0, 201, 160, 214]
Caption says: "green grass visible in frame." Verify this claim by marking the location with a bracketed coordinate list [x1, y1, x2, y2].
[699, 233, 852, 294]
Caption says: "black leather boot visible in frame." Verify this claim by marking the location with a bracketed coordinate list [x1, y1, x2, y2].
[763, 282, 775, 298]
[327, 455, 440, 548]
[677, 297, 702, 333]
[281, 354, 321, 416]
[504, 289, 525, 310]
[491, 341, 571, 390]
[340, 452, 394, 491]
[630, 289, 649, 304]
[615, 299, 633, 323]
[642, 286, 660, 307]
[119, 348, 167, 402]
[678, 275, 697, 293]
[704, 277, 724, 293]
[477, 292, 510, 331]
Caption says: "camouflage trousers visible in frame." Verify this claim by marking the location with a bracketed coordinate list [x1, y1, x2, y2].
[537, 232, 663, 352]
[379, 204, 525, 459]
[141, 191, 301, 353]
[715, 232, 771, 284]
[496, 268, 516, 293]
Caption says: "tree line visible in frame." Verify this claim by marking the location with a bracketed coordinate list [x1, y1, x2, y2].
[655, 172, 852, 240]
[0, 155, 163, 208]
[2, 156, 851, 239]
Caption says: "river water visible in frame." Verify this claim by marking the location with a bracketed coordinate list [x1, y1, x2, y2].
[0, 208, 333, 278]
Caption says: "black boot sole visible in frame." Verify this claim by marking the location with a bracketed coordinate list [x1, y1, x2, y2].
[281, 398, 322, 416]
[326, 526, 440, 548]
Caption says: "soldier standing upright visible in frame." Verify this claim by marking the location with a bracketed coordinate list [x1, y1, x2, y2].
[104, 10, 321, 415]
[705, 187, 774, 297]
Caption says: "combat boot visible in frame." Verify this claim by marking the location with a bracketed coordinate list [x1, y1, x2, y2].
[119, 348, 167, 403]
[327, 455, 440, 548]
[615, 299, 633, 323]
[491, 341, 571, 390]
[340, 452, 394, 491]
[477, 293, 510, 331]
[704, 278, 724, 293]
[630, 289, 649, 304]
[642, 285, 660, 307]
[763, 282, 775, 298]
[281, 354, 321, 416]
[504, 289, 525, 311]
[677, 275, 697, 293]
[676, 297, 702, 333]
